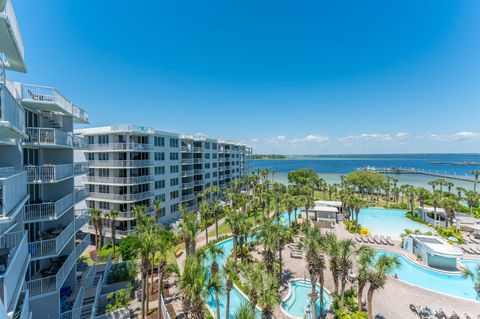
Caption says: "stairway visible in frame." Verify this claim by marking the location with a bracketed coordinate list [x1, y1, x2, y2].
[41, 111, 63, 129]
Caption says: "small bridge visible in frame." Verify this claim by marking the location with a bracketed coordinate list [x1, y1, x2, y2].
[358, 166, 476, 183]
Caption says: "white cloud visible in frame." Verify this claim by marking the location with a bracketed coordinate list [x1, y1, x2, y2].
[291, 134, 330, 144]
[264, 135, 287, 144]
[427, 131, 480, 142]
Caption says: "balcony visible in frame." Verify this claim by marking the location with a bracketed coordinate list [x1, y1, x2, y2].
[181, 159, 193, 165]
[84, 175, 153, 185]
[13, 290, 30, 319]
[182, 194, 195, 202]
[74, 186, 88, 203]
[74, 162, 88, 175]
[181, 170, 193, 177]
[182, 182, 194, 189]
[88, 191, 153, 203]
[28, 222, 75, 260]
[25, 234, 90, 297]
[74, 210, 90, 232]
[194, 169, 202, 175]
[181, 146, 192, 152]
[194, 180, 203, 186]
[0, 231, 29, 313]
[0, 168, 27, 219]
[23, 193, 74, 222]
[87, 160, 153, 168]
[0, 0, 26, 72]
[72, 135, 87, 149]
[24, 127, 73, 148]
[194, 158, 202, 163]
[83, 224, 134, 238]
[87, 143, 152, 151]
[25, 164, 73, 183]
[72, 105, 89, 124]
[21, 84, 74, 114]
[193, 147, 202, 153]
[0, 84, 26, 139]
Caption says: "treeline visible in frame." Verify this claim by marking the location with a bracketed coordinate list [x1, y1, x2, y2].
[251, 154, 287, 159]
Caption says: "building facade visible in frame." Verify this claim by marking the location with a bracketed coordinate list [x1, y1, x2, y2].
[75, 124, 252, 240]
[1, 1, 96, 318]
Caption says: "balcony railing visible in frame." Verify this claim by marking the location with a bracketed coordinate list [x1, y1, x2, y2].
[194, 158, 202, 163]
[25, 164, 73, 183]
[83, 224, 134, 238]
[23, 193, 74, 222]
[194, 169, 202, 175]
[15, 290, 30, 319]
[28, 222, 75, 260]
[72, 105, 89, 124]
[74, 162, 88, 175]
[194, 180, 203, 186]
[88, 191, 153, 202]
[0, 0, 25, 72]
[75, 210, 90, 232]
[25, 234, 90, 297]
[74, 186, 88, 203]
[182, 194, 195, 202]
[21, 84, 74, 114]
[0, 231, 29, 312]
[87, 143, 153, 151]
[181, 146, 192, 152]
[181, 159, 193, 165]
[24, 127, 73, 148]
[84, 175, 153, 185]
[87, 160, 153, 168]
[0, 168, 27, 217]
[182, 182, 194, 189]
[72, 135, 87, 149]
[193, 147, 202, 153]
[0, 84, 26, 138]
[181, 170, 193, 177]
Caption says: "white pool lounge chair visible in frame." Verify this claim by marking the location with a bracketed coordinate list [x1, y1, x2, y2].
[380, 236, 388, 245]
[355, 234, 362, 243]
[373, 236, 382, 244]
[367, 236, 376, 244]
[463, 245, 475, 254]
[290, 251, 303, 258]
[386, 236, 394, 246]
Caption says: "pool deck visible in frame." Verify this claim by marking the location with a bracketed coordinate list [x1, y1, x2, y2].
[275, 222, 480, 319]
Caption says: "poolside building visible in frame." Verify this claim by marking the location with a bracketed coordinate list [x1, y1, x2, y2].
[75, 125, 252, 242]
[417, 207, 447, 227]
[403, 234, 463, 271]
[303, 202, 338, 224]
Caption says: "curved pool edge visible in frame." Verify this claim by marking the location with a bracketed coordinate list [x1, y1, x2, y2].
[376, 247, 480, 303]
[279, 278, 331, 319]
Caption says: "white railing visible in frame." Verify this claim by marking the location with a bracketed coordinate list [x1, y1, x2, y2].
[91, 274, 103, 318]
[88, 191, 153, 202]
[82, 225, 134, 238]
[21, 84, 73, 113]
[72, 135, 87, 149]
[23, 193, 74, 222]
[74, 162, 89, 175]
[74, 186, 88, 203]
[103, 255, 112, 285]
[181, 146, 192, 152]
[75, 234, 90, 258]
[87, 160, 153, 168]
[181, 159, 193, 164]
[24, 127, 72, 147]
[60, 304, 94, 319]
[193, 169, 202, 175]
[181, 170, 193, 177]
[1, 0, 25, 60]
[194, 158, 202, 163]
[97, 307, 131, 319]
[182, 182, 194, 189]
[194, 180, 203, 186]
[28, 222, 74, 259]
[87, 143, 153, 151]
[160, 294, 171, 319]
[84, 176, 153, 185]
[0, 84, 25, 134]
[0, 231, 28, 311]
[25, 164, 73, 183]
[17, 290, 30, 319]
[71, 286, 85, 316]
[72, 105, 89, 124]
[75, 211, 90, 232]
[182, 194, 195, 201]
[0, 168, 27, 216]
[83, 264, 97, 289]
[193, 147, 202, 152]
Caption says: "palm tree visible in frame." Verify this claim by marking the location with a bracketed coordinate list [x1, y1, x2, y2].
[465, 190, 480, 215]
[211, 198, 222, 240]
[243, 262, 263, 313]
[355, 246, 375, 310]
[442, 197, 459, 227]
[208, 243, 225, 319]
[325, 234, 341, 294]
[108, 210, 119, 253]
[472, 170, 480, 192]
[179, 204, 199, 256]
[257, 273, 280, 319]
[366, 254, 400, 319]
[224, 259, 237, 319]
[153, 199, 162, 223]
[462, 264, 480, 299]
[90, 208, 102, 250]
[428, 180, 437, 193]
[415, 187, 430, 210]
[154, 226, 176, 319]
[225, 206, 242, 262]
[136, 223, 155, 319]
[200, 200, 210, 244]
[232, 302, 256, 319]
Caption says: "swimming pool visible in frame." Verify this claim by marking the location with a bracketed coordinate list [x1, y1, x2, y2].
[358, 208, 432, 239]
[281, 279, 330, 318]
[376, 249, 480, 301]
[205, 210, 301, 318]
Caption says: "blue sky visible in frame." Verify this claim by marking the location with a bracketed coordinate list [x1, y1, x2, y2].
[9, 0, 480, 154]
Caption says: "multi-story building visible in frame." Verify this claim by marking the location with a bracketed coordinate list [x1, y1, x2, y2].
[75, 124, 252, 241]
[0, 1, 95, 318]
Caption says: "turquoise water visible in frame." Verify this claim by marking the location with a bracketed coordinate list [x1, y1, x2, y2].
[377, 249, 480, 301]
[358, 208, 431, 240]
[205, 209, 305, 318]
[281, 280, 330, 318]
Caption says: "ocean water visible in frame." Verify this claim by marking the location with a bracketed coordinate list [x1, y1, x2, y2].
[252, 154, 480, 189]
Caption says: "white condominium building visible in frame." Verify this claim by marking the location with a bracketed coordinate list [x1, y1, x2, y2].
[75, 124, 252, 240]
[1, 1, 97, 318]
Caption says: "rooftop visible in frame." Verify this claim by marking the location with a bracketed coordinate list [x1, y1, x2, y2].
[411, 234, 463, 257]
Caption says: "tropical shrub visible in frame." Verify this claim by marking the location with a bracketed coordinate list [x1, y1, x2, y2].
[118, 236, 139, 260]
[404, 213, 429, 226]
[435, 226, 465, 244]
[344, 220, 359, 234]
[105, 284, 132, 313]
[107, 261, 137, 284]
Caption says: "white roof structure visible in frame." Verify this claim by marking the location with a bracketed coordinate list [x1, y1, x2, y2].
[315, 200, 342, 208]
[310, 205, 338, 213]
[410, 235, 463, 258]
[421, 207, 446, 214]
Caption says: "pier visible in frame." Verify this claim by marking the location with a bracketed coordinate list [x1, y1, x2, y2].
[359, 167, 477, 183]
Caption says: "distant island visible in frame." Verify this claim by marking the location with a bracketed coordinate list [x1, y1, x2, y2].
[252, 154, 288, 160]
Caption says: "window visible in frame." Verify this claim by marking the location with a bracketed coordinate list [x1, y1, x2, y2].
[170, 165, 179, 173]
[169, 138, 179, 148]
[213, 154, 217, 159]
[99, 185, 109, 193]
[170, 178, 179, 186]
[87, 153, 94, 161]
[98, 169, 109, 177]
[170, 203, 179, 214]
[99, 202, 109, 210]
[205, 173, 210, 179]
[170, 191, 179, 199]
[98, 135, 109, 144]
[213, 172, 217, 177]
[213, 163, 217, 168]
[154, 136, 165, 147]
[205, 153, 210, 159]
[87, 136, 94, 144]
[170, 153, 179, 161]
[155, 152, 165, 161]
[155, 180, 165, 189]
[155, 194, 166, 202]
[205, 142, 210, 149]
[212, 143, 217, 149]
[98, 153, 109, 161]
[205, 163, 210, 169]
[155, 166, 165, 175]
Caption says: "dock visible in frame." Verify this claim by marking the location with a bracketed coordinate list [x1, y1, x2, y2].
[358, 167, 476, 183]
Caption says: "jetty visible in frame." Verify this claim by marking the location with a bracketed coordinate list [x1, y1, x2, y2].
[358, 166, 477, 183]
